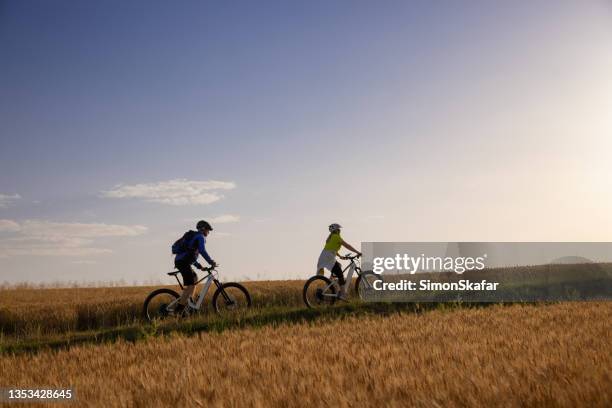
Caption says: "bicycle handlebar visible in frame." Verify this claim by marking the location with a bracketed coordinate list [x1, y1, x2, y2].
[340, 253, 361, 261]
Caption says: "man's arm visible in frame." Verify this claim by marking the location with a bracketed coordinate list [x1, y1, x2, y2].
[196, 235, 215, 265]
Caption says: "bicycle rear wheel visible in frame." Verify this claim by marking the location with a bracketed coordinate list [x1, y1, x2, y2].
[143, 288, 180, 322]
[212, 282, 252, 314]
[303, 275, 337, 308]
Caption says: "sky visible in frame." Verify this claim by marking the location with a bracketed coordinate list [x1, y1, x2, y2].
[1, 0, 611, 284]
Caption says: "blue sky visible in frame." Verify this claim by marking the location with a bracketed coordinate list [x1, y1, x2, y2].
[1, 1, 611, 284]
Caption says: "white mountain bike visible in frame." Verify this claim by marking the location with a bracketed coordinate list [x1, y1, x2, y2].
[143, 266, 251, 321]
[303, 254, 382, 308]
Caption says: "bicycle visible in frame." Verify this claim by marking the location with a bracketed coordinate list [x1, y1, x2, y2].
[303, 253, 383, 308]
[143, 266, 251, 321]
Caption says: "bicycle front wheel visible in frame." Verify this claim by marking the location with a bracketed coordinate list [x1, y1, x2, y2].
[355, 271, 383, 300]
[212, 282, 252, 314]
[143, 288, 180, 322]
[303, 275, 337, 309]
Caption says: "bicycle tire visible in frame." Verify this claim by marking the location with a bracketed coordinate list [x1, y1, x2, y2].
[143, 288, 180, 322]
[212, 282, 252, 314]
[355, 271, 383, 300]
[303, 275, 337, 308]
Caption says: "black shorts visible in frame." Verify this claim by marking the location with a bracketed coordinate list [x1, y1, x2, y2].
[175, 259, 197, 286]
[331, 262, 345, 284]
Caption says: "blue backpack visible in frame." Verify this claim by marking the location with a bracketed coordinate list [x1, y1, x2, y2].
[171, 230, 198, 255]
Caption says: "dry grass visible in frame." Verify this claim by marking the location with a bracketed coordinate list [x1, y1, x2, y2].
[0, 280, 306, 338]
[0, 302, 610, 407]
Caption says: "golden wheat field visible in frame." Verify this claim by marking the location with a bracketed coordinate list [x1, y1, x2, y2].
[0, 280, 305, 339]
[0, 282, 611, 407]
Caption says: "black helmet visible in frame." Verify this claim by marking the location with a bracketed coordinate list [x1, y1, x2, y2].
[196, 220, 213, 231]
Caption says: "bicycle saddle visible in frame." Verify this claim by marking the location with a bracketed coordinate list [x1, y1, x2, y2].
[167, 271, 180, 276]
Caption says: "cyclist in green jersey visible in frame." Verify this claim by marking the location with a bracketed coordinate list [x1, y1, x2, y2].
[316, 223, 361, 298]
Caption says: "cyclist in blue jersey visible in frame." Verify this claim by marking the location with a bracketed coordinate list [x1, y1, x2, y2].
[173, 220, 216, 314]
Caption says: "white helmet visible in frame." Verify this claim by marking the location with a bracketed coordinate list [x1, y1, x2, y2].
[328, 223, 342, 232]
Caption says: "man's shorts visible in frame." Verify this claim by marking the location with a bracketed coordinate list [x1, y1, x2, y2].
[174, 259, 197, 286]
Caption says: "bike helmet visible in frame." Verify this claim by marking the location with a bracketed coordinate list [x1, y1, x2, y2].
[328, 223, 342, 232]
[196, 220, 213, 231]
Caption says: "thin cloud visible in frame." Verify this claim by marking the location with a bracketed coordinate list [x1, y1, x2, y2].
[0, 193, 21, 208]
[71, 260, 98, 265]
[19, 220, 147, 238]
[208, 214, 240, 224]
[0, 219, 21, 232]
[182, 214, 240, 225]
[101, 179, 236, 206]
[0, 220, 147, 258]
[0, 241, 112, 258]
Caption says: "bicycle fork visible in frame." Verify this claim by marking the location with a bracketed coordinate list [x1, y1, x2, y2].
[214, 279, 235, 304]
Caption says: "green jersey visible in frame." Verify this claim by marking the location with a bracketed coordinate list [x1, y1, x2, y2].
[324, 233, 342, 253]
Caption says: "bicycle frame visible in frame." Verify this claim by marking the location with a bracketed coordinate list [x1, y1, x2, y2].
[168, 270, 224, 311]
[321, 257, 361, 298]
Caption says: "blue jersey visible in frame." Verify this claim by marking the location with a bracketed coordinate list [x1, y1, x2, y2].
[175, 231, 213, 265]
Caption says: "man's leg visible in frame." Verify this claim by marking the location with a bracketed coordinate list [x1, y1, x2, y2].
[176, 262, 197, 313]
[178, 284, 195, 306]
[332, 262, 348, 299]
[331, 262, 345, 285]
